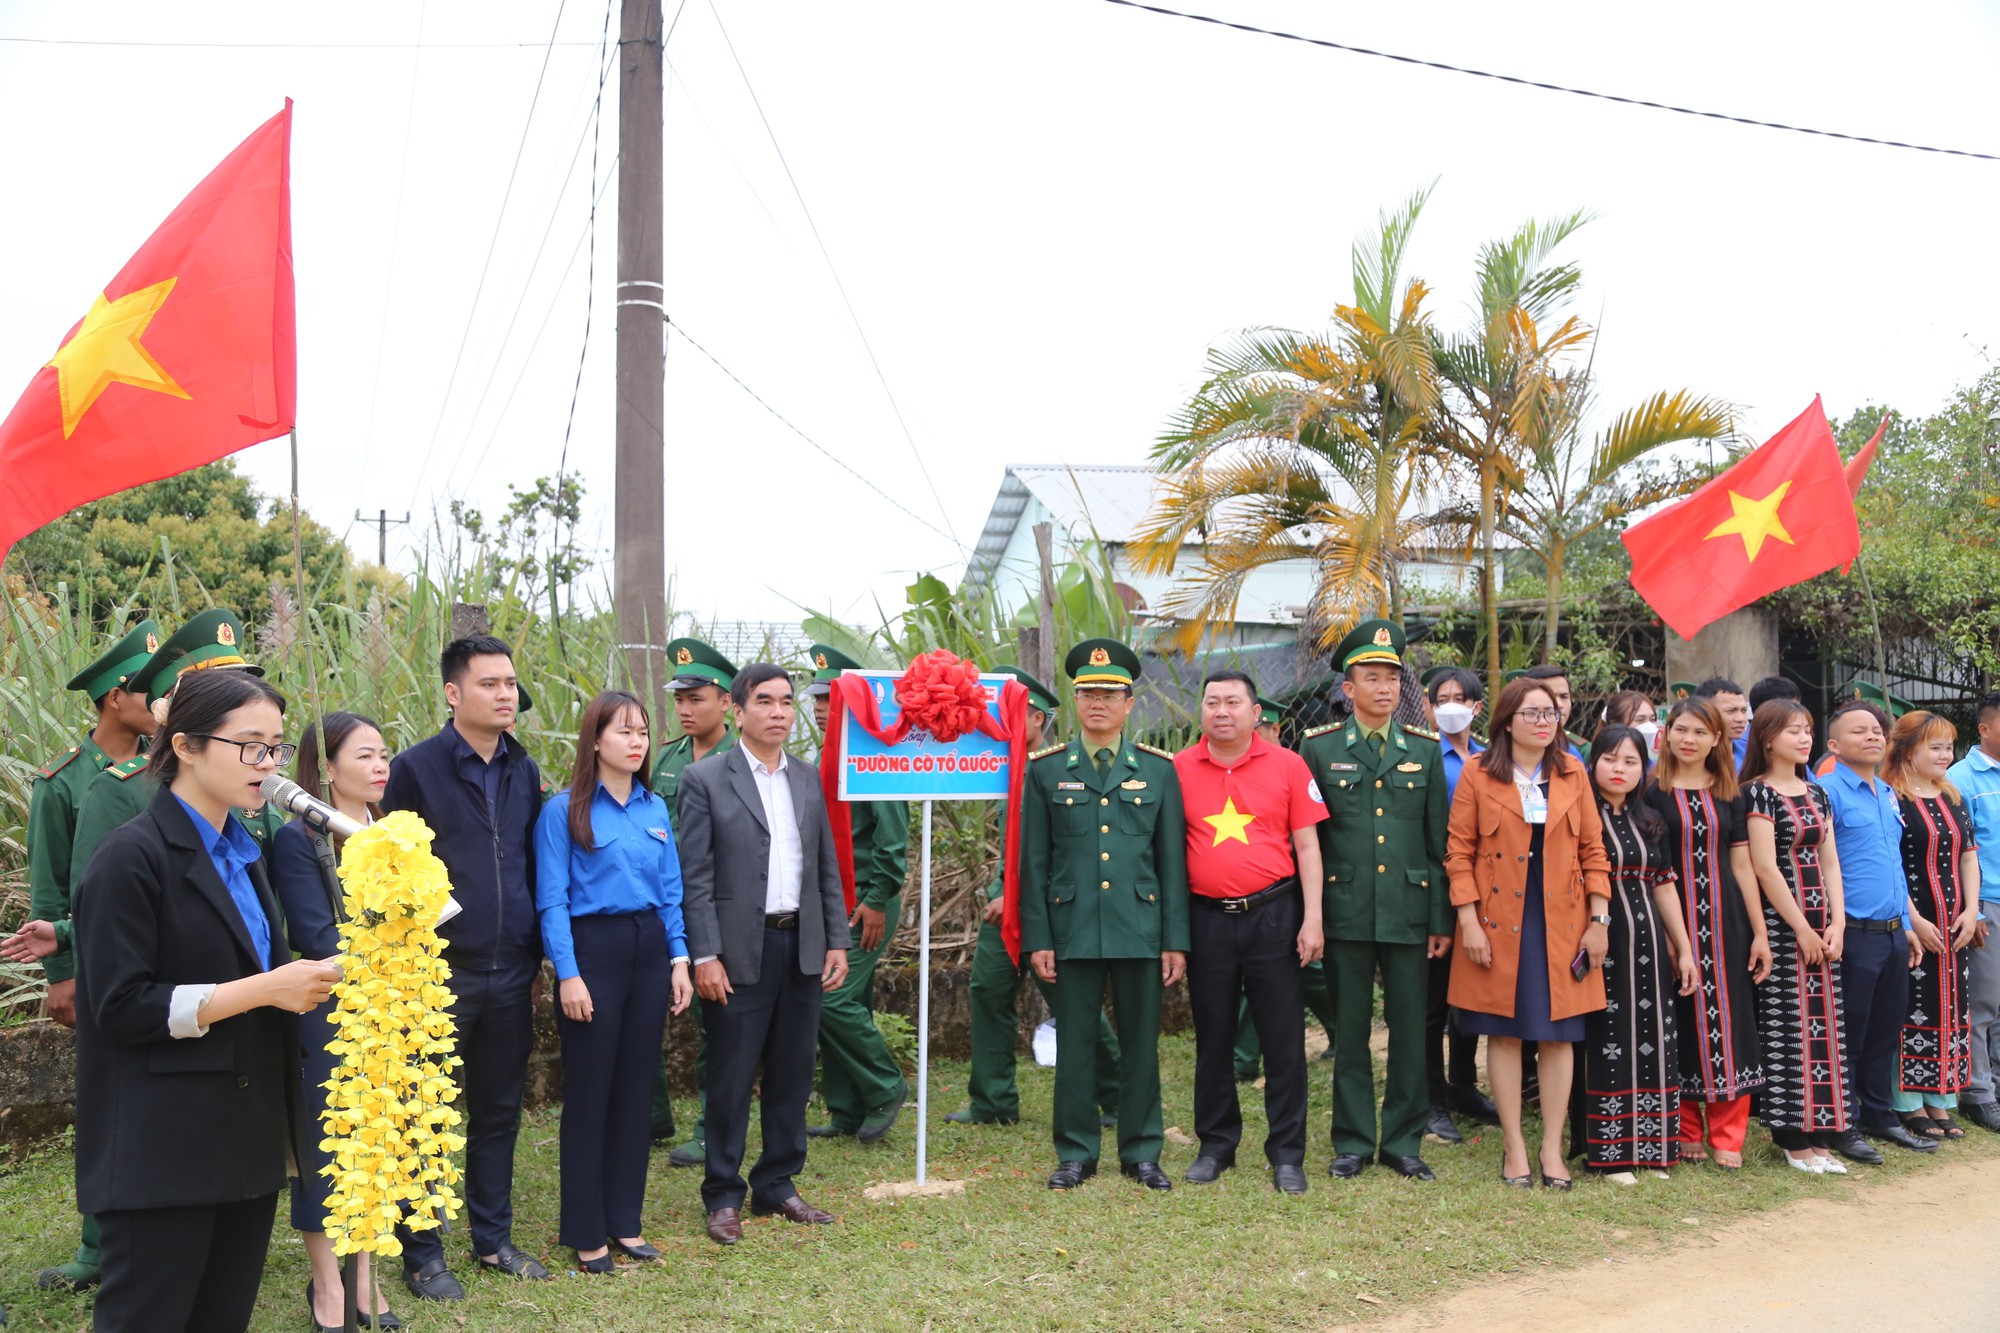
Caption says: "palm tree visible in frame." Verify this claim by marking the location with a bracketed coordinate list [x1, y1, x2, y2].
[1131, 188, 1455, 652]
[1432, 211, 1594, 687]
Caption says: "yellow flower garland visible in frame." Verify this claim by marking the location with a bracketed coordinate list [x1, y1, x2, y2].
[318, 811, 466, 1256]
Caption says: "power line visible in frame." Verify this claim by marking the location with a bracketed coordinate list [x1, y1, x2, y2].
[1094, 0, 2000, 163]
[703, 0, 965, 551]
[356, 0, 429, 498]
[554, 0, 620, 490]
[665, 315, 962, 547]
[0, 34, 602, 50]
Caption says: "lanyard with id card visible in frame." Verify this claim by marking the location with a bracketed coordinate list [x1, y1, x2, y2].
[1515, 766, 1547, 824]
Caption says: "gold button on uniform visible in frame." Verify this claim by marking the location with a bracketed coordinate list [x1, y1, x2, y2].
[1375, 779, 1384, 789]
[1376, 834, 1385, 844]
[1100, 797, 1109, 807]
[1100, 880, 1110, 890]
[1101, 852, 1110, 861]
[1377, 864, 1386, 874]
[1375, 807, 1383, 816]
[1100, 825, 1109, 833]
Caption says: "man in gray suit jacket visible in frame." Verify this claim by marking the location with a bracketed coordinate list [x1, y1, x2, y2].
[678, 662, 851, 1245]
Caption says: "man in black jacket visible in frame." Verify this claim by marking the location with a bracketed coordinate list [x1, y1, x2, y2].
[383, 636, 551, 1297]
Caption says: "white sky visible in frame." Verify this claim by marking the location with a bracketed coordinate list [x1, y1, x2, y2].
[2, 0, 1996, 627]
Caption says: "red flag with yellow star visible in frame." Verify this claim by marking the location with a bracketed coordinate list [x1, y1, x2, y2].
[0, 102, 294, 559]
[1621, 396, 1858, 640]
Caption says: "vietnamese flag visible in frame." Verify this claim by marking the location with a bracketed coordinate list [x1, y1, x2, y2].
[0, 102, 295, 560]
[1621, 396, 1859, 640]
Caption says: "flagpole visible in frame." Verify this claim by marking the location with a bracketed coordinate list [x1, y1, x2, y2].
[1852, 552, 1889, 684]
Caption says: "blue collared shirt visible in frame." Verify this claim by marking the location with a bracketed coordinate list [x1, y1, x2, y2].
[534, 781, 690, 980]
[1732, 733, 1749, 771]
[1946, 746, 2000, 905]
[1819, 760, 1913, 928]
[172, 794, 272, 971]
[1440, 737, 1484, 801]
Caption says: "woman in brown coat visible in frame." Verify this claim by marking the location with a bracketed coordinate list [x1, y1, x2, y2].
[1448, 678, 1613, 1189]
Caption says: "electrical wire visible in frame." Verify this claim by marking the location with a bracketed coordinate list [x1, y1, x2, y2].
[1093, 0, 2000, 162]
[0, 35, 602, 50]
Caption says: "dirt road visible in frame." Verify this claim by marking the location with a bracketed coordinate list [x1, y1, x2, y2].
[1337, 1154, 2000, 1333]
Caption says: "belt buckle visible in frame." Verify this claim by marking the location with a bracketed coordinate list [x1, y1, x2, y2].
[1220, 897, 1249, 915]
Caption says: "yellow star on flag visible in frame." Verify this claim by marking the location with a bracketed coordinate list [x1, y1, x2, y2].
[1203, 796, 1256, 847]
[45, 278, 190, 438]
[1703, 480, 1795, 562]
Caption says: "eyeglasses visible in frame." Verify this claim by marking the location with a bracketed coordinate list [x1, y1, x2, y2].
[1075, 688, 1130, 701]
[190, 734, 299, 766]
[1515, 708, 1560, 724]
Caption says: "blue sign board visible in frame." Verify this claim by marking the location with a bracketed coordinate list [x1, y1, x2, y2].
[835, 670, 1014, 802]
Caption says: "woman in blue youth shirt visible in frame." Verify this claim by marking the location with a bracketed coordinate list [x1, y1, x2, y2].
[536, 690, 693, 1272]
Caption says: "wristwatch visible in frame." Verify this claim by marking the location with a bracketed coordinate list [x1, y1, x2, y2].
[1589, 913, 1612, 926]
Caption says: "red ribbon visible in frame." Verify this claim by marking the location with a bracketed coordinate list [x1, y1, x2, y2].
[818, 658, 1029, 962]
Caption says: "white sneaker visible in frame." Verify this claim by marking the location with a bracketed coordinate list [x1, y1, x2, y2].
[1603, 1170, 1639, 1186]
[1785, 1152, 1826, 1174]
[1814, 1152, 1848, 1175]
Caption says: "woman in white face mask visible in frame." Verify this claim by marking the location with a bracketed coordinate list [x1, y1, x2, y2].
[1604, 690, 1663, 758]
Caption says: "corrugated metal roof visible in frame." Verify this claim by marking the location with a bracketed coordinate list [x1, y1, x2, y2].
[965, 464, 1163, 588]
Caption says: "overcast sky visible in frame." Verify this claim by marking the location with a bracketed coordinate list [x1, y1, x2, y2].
[2, 0, 1996, 630]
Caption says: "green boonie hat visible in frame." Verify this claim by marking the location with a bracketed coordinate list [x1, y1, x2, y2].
[992, 663, 1058, 715]
[137, 610, 263, 704]
[665, 637, 738, 692]
[1065, 638, 1141, 687]
[67, 619, 162, 701]
[1668, 680, 1697, 700]
[805, 642, 864, 697]
[1256, 695, 1282, 728]
[1843, 679, 1914, 718]
[1332, 619, 1404, 672]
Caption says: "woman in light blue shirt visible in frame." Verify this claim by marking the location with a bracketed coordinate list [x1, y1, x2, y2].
[536, 690, 693, 1273]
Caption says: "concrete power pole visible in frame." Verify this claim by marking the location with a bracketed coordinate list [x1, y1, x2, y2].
[615, 0, 667, 711]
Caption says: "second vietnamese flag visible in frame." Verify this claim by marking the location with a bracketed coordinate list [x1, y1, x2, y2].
[1621, 396, 1859, 641]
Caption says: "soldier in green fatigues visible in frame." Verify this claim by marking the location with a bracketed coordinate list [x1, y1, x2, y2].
[1301, 620, 1451, 1181]
[806, 643, 911, 1142]
[648, 637, 738, 1165]
[947, 665, 1123, 1127]
[23, 620, 159, 1293]
[1021, 639, 1189, 1192]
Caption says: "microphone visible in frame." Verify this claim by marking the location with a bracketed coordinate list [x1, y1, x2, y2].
[259, 775, 365, 839]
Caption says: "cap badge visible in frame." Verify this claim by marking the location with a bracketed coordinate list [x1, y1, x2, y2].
[814, 652, 829, 669]
[1089, 647, 1111, 666]
[675, 647, 693, 666]
[1373, 627, 1393, 647]
[145, 632, 159, 652]
[216, 622, 236, 646]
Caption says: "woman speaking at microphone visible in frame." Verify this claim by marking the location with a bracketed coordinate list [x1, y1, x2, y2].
[72, 669, 344, 1333]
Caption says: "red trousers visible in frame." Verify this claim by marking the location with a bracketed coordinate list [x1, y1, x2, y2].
[1679, 1094, 1750, 1153]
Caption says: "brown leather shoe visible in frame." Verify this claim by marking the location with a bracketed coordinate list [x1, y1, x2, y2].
[705, 1206, 743, 1245]
[751, 1193, 835, 1225]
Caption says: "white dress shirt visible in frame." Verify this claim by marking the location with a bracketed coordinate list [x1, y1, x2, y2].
[746, 746, 806, 914]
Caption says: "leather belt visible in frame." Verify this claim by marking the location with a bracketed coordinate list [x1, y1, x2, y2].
[1844, 915, 1903, 933]
[1195, 875, 1300, 915]
[765, 912, 801, 931]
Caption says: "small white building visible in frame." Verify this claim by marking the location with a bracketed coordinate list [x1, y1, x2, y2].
[961, 463, 1486, 643]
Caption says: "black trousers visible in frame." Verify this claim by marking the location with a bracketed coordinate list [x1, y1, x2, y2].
[1425, 952, 1480, 1103]
[1188, 892, 1307, 1166]
[702, 924, 822, 1213]
[1841, 923, 1910, 1131]
[401, 955, 539, 1268]
[558, 913, 672, 1249]
[94, 1191, 278, 1333]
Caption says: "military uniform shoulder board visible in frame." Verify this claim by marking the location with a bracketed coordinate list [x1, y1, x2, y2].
[37, 746, 84, 780]
[1403, 724, 1439, 741]
[1135, 742, 1175, 760]
[1030, 743, 1068, 761]
[1302, 723, 1338, 738]
[109, 756, 148, 780]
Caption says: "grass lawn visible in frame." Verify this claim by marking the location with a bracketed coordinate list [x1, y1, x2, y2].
[0, 1031, 1990, 1331]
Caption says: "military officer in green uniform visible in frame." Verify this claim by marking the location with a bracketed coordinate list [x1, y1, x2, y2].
[1254, 695, 1284, 744]
[649, 637, 739, 1164]
[947, 665, 1123, 1127]
[23, 619, 159, 1293]
[1300, 619, 1450, 1181]
[1021, 639, 1188, 1192]
[806, 643, 912, 1142]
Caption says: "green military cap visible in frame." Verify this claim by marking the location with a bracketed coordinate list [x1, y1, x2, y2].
[1256, 695, 1282, 728]
[666, 637, 738, 692]
[806, 642, 863, 697]
[1503, 668, 1530, 685]
[137, 609, 263, 704]
[1331, 619, 1404, 672]
[516, 681, 535, 715]
[1419, 664, 1454, 689]
[992, 663, 1058, 715]
[66, 618, 162, 701]
[1064, 638, 1141, 687]
[1843, 679, 1914, 718]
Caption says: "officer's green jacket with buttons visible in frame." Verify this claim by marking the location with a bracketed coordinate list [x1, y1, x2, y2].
[1299, 718, 1450, 942]
[651, 731, 736, 834]
[28, 735, 114, 984]
[1019, 738, 1189, 960]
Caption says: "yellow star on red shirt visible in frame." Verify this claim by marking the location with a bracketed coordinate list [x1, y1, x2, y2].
[1203, 796, 1256, 847]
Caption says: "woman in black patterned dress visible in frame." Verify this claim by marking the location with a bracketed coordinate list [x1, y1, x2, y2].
[1885, 710, 1982, 1139]
[1577, 726, 1699, 1183]
[1742, 700, 1853, 1175]
[1643, 698, 1772, 1170]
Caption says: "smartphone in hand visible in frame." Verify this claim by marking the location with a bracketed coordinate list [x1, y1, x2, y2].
[1569, 946, 1591, 982]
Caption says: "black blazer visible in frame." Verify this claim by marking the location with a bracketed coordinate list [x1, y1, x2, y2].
[72, 786, 303, 1213]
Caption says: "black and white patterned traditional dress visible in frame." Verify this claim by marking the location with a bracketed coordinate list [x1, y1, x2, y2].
[1745, 780, 1851, 1134]
[1644, 783, 1764, 1102]
[1580, 801, 1682, 1170]
[1899, 791, 1977, 1094]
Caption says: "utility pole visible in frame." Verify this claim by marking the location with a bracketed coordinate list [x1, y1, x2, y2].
[615, 0, 666, 712]
[353, 508, 410, 567]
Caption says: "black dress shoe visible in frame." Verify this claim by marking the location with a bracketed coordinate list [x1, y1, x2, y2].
[610, 1238, 663, 1261]
[1962, 1100, 2000, 1133]
[306, 1282, 343, 1333]
[1184, 1154, 1233, 1184]
[1272, 1164, 1308, 1195]
[575, 1251, 616, 1275]
[1122, 1161, 1171, 1190]
[1047, 1160, 1097, 1190]
[1426, 1104, 1463, 1144]
[1328, 1153, 1366, 1179]
[1824, 1129, 1885, 1165]
[362, 1310, 404, 1331]
[475, 1243, 552, 1280]
[1866, 1123, 1941, 1153]
[1378, 1152, 1436, 1181]
[403, 1259, 467, 1302]
[1448, 1084, 1500, 1125]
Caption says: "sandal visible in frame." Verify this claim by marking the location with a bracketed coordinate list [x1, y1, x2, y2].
[1935, 1115, 1965, 1140]
[1903, 1114, 1946, 1140]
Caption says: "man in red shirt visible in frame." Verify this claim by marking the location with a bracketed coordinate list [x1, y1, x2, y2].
[1174, 669, 1327, 1193]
